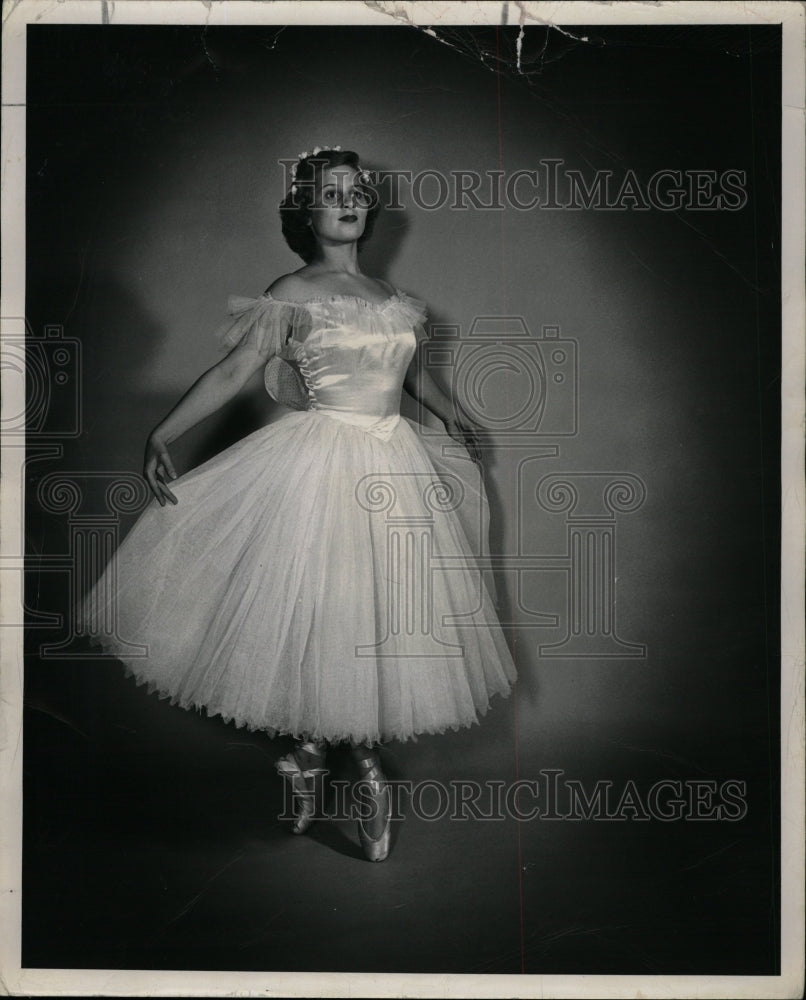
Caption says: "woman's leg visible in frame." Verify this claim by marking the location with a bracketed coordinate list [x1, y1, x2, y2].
[350, 741, 392, 861]
[276, 738, 329, 834]
[294, 739, 328, 769]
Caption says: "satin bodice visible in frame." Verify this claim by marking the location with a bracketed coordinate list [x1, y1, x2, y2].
[284, 298, 418, 439]
[218, 291, 428, 441]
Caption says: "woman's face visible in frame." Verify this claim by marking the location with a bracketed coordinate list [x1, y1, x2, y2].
[308, 164, 371, 248]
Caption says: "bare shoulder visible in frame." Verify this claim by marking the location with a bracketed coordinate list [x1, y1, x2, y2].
[266, 270, 397, 303]
[264, 272, 314, 302]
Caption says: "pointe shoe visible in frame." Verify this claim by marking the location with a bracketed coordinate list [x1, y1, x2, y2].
[355, 754, 392, 862]
[275, 743, 328, 835]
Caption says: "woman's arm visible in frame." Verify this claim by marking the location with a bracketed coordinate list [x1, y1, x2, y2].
[403, 327, 484, 462]
[144, 334, 279, 505]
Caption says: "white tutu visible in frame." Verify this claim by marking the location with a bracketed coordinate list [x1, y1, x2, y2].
[80, 291, 517, 745]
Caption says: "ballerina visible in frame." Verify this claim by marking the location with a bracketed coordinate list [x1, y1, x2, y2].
[80, 146, 517, 862]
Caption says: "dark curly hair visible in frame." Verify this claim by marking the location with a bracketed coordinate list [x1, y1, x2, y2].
[279, 148, 379, 264]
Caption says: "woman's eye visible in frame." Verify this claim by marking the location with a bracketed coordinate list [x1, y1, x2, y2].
[354, 188, 372, 207]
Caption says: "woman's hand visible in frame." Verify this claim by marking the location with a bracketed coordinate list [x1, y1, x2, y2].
[143, 431, 178, 506]
[444, 412, 485, 464]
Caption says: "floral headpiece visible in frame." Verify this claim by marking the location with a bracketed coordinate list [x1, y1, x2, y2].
[290, 145, 372, 194]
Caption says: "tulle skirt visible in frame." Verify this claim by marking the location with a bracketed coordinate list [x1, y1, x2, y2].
[80, 409, 517, 745]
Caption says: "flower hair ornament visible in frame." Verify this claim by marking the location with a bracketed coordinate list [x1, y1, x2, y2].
[290, 145, 372, 194]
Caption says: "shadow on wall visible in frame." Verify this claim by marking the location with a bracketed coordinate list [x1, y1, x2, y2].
[76, 272, 296, 481]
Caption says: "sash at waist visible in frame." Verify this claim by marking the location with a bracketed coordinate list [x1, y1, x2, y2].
[310, 407, 401, 441]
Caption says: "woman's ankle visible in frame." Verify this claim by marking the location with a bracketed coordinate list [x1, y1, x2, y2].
[350, 740, 382, 765]
[294, 739, 327, 769]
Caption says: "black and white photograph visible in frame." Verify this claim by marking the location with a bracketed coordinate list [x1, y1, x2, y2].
[1, 1, 803, 997]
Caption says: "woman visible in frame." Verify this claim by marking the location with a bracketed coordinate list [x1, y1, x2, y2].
[81, 146, 517, 862]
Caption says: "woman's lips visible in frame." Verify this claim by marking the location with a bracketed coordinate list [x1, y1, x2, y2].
[339, 214, 358, 222]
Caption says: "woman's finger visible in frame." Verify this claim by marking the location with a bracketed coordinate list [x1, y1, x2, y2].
[147, 471, 166, 505]
[143, 461, 160, 502]
[144, 460, 177, 506]
[160, 481, 179, 505]
[156, 467, 178, 505]
[159, 448, 178, 480]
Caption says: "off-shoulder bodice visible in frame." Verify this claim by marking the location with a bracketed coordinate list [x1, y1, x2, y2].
[216, 290, 428, 440]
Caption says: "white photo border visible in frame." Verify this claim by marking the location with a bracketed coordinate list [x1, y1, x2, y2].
[1, 2, 803, 997]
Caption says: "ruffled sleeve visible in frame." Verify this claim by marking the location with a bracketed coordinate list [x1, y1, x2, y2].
[214, 294, 308, 358]
[392, 289, 429, 331]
